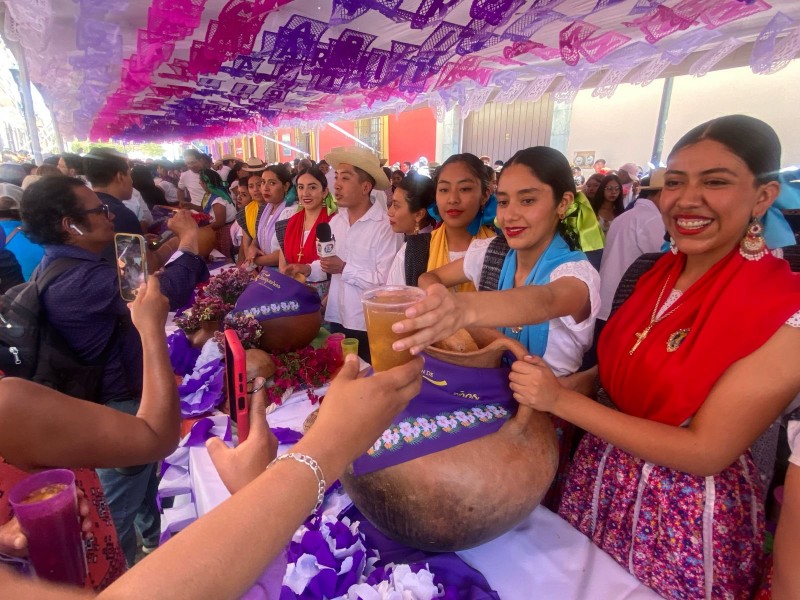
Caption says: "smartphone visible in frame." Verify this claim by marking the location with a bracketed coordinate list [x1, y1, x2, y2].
[114, 233, 148, 302]
[223, 329, 249, 443]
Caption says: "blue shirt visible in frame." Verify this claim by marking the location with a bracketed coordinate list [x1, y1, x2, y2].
[0, 220, 44, 280]
[41, 244, 209, 404]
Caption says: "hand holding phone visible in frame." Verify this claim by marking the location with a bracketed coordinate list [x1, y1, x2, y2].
[114, 233, 148, 302]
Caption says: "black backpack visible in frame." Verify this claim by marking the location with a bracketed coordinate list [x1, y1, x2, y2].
[0, 257, 121, 402]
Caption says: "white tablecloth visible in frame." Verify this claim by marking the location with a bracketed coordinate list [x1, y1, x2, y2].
[174, 389, 660, 599]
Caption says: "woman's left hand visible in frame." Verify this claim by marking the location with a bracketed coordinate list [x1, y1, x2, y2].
[509, 355, 563, 414]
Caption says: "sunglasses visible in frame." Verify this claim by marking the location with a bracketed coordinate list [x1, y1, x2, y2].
[80, 204, 110, 219]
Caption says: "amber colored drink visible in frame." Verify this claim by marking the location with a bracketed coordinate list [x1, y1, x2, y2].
[9, 469, 87, 587]
[362, 286, 426, 371]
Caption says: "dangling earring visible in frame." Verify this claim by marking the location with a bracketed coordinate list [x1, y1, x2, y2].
[740, 217, 767, 261]
[413, 222, 420, 235]
[669, 237, 678, 255]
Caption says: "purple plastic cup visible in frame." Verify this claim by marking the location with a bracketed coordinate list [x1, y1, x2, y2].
[9, 469, 87, 586]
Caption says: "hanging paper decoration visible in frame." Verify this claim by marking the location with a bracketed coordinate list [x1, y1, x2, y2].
[559, 20, 631, 65]
[519, 72, 560, 103]
[460, 86, 494, 119]
[552, 68, 593, 103]
[7, 0, 788, 141]
[689, 37, 745, 77]
[591, 42, 660, 98]
[750, 12, 800, 75]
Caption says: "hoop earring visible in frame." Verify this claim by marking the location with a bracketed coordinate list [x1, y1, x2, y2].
[740, 217, 767, 261]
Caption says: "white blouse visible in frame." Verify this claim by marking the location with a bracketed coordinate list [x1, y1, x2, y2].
[462, 238, 601, 377]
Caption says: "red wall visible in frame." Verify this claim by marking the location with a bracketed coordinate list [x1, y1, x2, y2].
[387, 108, 436, 166]
[318, 121, 358, 159]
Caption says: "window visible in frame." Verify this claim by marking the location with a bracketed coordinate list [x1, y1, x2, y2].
[354, 118, 382, 152]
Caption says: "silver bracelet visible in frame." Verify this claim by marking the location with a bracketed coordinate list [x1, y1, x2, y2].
[268, 452, 326, 513]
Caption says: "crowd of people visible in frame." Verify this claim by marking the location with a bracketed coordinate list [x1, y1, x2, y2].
[0, 114, 799, 599]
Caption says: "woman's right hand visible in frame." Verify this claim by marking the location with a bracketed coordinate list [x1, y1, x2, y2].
[306, 355, 423, 468]
[284, 263, 311, 278]
[391, 284, 467, 355]
[129, 276, 169, 334]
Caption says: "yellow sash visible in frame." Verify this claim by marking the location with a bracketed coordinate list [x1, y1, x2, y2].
[245, 201, 260, 239]
[426, 225, 495, 292]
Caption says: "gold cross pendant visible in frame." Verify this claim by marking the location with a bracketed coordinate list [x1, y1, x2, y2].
[297, 249, 303, 261]
[629, 324, 653, 355]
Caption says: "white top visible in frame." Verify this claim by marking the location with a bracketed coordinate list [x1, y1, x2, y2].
[462, 238, 601, 377]
[230, 220, 243, 247]
[387, 242, 466, 286]
[324, 200, 403, 330]
[598, 198, 665, 321]
[268, 205, 300, 253]
[325, 170, 336, 192]
[156, 178, 178, 204]
[208, 196, 237, 225]
[178, 170, 205, 206]
[217, 165, 231, 181]
[122, 189, 153, 226]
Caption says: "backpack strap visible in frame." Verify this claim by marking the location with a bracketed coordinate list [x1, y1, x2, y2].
[33, 257, 87, 291]
[478, 236, 511, 291]
[404, 233, 431, 286]
[4, 226, 22, 245]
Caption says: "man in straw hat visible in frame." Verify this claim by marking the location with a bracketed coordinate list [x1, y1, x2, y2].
[215, 153, 237, 181]
[598, 168, 666, 323]
[321, 146, 402, 362]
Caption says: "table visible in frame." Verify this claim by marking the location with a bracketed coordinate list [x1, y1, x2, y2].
[161, 390, 661, 599]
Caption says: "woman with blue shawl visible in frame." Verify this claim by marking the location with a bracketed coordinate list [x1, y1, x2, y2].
[200, 168, 237, 260]
[417, 146, 605, 507]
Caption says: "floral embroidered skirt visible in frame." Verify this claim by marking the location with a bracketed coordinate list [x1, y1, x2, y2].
[559, 433, 765, 600]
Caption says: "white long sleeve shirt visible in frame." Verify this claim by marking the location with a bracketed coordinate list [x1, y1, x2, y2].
[598, 197, 665, 321]
[324, 200, 403, 331]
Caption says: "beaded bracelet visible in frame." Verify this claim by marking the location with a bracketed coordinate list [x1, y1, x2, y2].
[268, 452, 326, 513]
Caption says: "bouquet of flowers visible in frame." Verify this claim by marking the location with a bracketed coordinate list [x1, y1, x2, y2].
[203, 267, 257, 305]
[174, 295, 232, 333]
[267, 346, 339, 405]
[214, 313, 263, 350]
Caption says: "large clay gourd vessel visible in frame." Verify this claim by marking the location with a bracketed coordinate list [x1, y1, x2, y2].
[341, 328, 558, 552]
[233, 270, 322, 352]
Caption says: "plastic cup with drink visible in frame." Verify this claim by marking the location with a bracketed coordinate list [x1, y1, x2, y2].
[9, 469, 87, 587]
[361, 286, 426, 372]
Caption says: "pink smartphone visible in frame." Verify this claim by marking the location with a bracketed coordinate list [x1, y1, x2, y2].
[223, 329, 249, 443]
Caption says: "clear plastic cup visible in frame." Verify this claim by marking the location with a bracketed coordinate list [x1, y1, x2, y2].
[361, 286, 426, 371]
[9, 469, 87, 586]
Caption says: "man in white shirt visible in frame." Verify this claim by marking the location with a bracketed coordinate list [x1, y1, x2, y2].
[177, 149, 206, 207]
[216, 153, 236, 182]
[319, 146, 402, 362]
[598, 168, 666, 322]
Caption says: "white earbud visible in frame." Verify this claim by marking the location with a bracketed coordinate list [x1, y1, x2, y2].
[69, 224, 84, 236]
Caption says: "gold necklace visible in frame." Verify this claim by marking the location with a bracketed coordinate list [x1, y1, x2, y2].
[629, 277, 683, 355]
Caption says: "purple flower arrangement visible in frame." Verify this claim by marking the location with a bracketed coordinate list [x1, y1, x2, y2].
[203, 266, 258, 305]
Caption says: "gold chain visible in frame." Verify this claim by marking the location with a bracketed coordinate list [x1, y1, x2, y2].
[629, 276, 683, 355]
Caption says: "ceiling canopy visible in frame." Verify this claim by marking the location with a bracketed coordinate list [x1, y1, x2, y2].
[2, 0, 799, 141]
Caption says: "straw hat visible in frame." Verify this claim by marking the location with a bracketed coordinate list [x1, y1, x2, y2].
[241, 157, 267, 172]
[221, 153, 237, 162]
[324, 146, 390, 190]
[639, 168, 666, 190]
